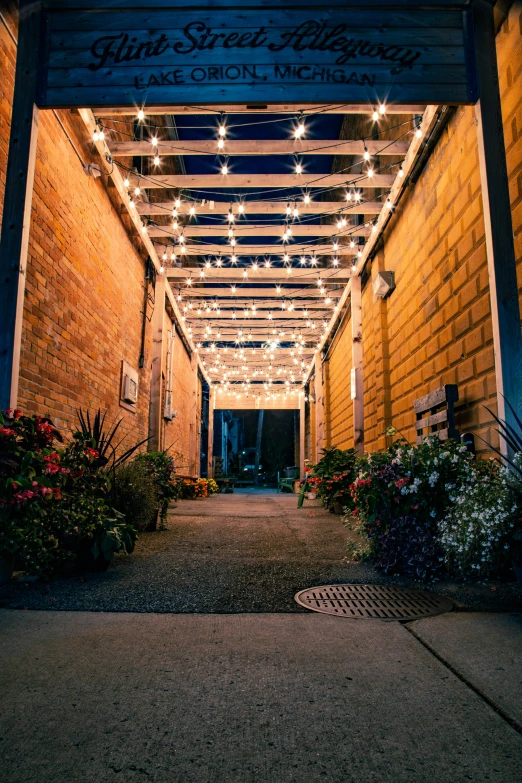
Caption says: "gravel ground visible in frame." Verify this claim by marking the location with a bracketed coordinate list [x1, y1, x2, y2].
[1, 490, 521, 613]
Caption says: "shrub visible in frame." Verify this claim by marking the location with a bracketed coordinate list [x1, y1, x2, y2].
[112, 461, 159, 532]
[439, 459, 520, 578]
[135, 451, 178, 526]
[207, 478, 219, 494]
[308, 447, 359, 510]
[0, 410, 137, 577]
[346, 436, 475, 580]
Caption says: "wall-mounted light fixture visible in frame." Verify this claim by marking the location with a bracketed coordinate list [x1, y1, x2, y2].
[372, 271, 396, 299]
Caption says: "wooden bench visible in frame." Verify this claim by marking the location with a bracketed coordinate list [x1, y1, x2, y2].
[414, 385, 460, 444]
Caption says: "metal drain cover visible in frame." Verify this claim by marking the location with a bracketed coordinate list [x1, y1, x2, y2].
[294, 584, 453, 620]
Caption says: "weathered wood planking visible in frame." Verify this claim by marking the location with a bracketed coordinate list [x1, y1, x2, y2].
[129, 174, 395, 188]
[108, 139, 410, 157]
[38, 4, 477, 107]
[139, 201, 383, 215]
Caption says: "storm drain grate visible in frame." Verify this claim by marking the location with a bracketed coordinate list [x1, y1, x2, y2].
[294, 584, 453, 620]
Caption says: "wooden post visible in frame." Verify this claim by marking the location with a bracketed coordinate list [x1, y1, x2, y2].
[351, 276, 364, 453]
[314, 351, 324, 459]
[148, 274, 166, 451]
[473, 0, 522, 446]
[0, 1, 41, 409]
[299, 393, 305, 478]
[207, 388, 214, 478]
[189, 353, 198, 476]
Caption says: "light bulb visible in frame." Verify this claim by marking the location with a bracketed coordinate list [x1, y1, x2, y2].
[124, 177, 130, 188]
[363, 147, 370, 161]
[137, 109, 145, 120]
[221, 164, 228, 175]
[217, 138, 224, 150]
[154, 155, 160, 166]
[265, 259, 271, 268]
[372, 109, 379, 121]
[346, 192, 352, 201]
[295, 163, 302, 175]
[93, 129, 99, 141]
[218, 124, 226, 137]
[399, 165, 404, 178]
[175, 198, 181, 208]
[300, 256, 306, 266]
[303, 193, 310, 205]
[386, 198, 392, 209]
[286, 204, 291, 216]
[135, 186, 141, 196]
[238, 204, 244, 214]
[293, 206, 299, 218]
[189, 205, 196, 216]
[416, 126, 422, 138]
[379, 104, 386, 115]
[151, 136, 158, 146]
[332, 257, 339, 267]
[367, 168, 374, 178]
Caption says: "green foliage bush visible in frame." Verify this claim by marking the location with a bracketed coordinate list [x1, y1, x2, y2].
[112, 461, 159, 532]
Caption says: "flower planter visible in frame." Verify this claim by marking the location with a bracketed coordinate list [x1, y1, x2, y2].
[332, 501, 343, 515]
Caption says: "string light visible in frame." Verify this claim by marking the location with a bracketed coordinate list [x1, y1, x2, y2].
[294, 111, 305, 139]
[137, 109, 145, 120]
[399, 164, 404, 178]
[295, 161, 303, 175]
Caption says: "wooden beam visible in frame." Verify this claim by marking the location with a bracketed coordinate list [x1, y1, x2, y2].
[314, 352, 324, 457]
[110, 139, 410, 157]
[214, 394, 300, 411]
[299, 394, 306, 478]
[0, 0, 41, 408]
[473, 0, 522, 445]
[102, 104, 426, 116]
[167, 268, 351, 281]
[138, 200, 383, 216]
[173, 289, 342, 299]
[148, 275, 166, 451]
[207, 390, 214, 478]
[181, 308, 332, 316]
[131, 173, 395, 189]
[351, 275, 364, 453]
[149, 225, 371, 238]
[160, 244, 358, 256]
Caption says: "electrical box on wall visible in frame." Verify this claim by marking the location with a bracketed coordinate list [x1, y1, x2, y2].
[120, 361, 139, 413]
[123, 375, 138, 404]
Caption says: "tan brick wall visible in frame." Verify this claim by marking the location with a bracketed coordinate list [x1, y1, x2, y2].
[323, 4, 522, 455]
[324, 315, 353, 449]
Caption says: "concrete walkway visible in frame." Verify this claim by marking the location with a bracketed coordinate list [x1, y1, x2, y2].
[1, 490, 522, 782]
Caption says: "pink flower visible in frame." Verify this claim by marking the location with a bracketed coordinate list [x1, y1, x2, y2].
[0, 427, 16, 437]
[40, 487, 52, 496]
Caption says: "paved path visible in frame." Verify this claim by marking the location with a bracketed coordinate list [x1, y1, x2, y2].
[1, 490, 520, 612]
[1, 490, 522, 782]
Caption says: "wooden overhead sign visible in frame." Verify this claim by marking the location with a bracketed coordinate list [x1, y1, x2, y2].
[38, 0, 477, 107]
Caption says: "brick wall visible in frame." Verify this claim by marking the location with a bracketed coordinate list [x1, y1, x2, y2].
[323, 2, 522, 456]
[324, 314, 353, 449]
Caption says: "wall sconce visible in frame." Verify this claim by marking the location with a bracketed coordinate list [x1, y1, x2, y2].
[373, 271, 396, 299]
